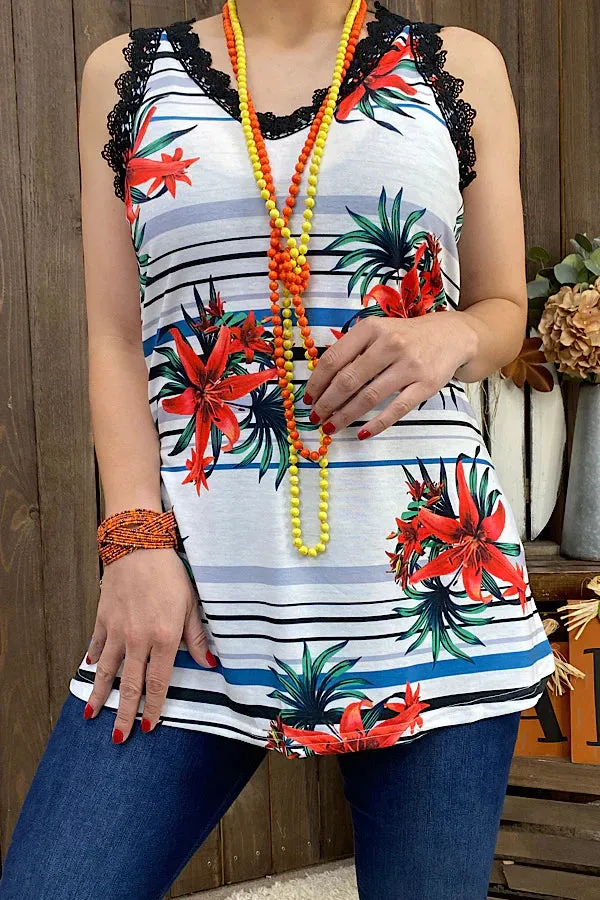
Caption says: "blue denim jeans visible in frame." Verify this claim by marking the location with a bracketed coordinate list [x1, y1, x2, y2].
[0, 691, 520, 899]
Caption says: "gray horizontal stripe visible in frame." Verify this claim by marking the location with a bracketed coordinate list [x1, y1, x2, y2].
[199, 629, 539, 667]
[191, 563, 389, 585]
[143, 195, 457, 262]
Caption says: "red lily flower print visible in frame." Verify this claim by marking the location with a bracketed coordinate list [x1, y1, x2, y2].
[385, 517, 425, 590]
[161, 324, 276, 495]
[363, 241, 428, 317]
[265, 715, 302, 758]
[383, 682, 428, 734]
[408, 458, 529, 608]
[407, 476, 444, 506]
[500, 562, 528, 610]
[362, 236, 447, 319]
[194, 288, 225, 334]
[141, 146, 198, 197]
[279, 683, 429, 754]
[123, 104, 200, 224]
[229, 310, 274, 363]
[336, 37, 418, 130]
[207, 290, 225, 321]
[420, 234, 444, 306]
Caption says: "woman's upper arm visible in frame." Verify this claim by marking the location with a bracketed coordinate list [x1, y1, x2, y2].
[439, 27, 527, 317]
[79, 34, 142, 346]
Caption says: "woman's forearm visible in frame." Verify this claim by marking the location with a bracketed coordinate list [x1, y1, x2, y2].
[448, 297, 527, 384]
[89, 336, 163, 517]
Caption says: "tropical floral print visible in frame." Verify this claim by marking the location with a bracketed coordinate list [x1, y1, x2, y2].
[454, 202, 465, 243]
[325, 185, 459, 411]
[155, 279, 315, 494]
[265, 640, 428, 757]
[384, 448, 530, 665]
[324, 185, 447, 312]
[335, 31, 427, 134]
[124, 97, 200, 223]
[362, 232, 446, 317]
[132, 215, 150, 305]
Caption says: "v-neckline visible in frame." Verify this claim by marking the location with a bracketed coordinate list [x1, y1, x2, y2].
[164, 2, 411, 140]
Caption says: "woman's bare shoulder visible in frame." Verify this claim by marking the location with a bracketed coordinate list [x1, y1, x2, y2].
[81, 31, 137, 111]
[435, 25, 513, 124]
[437, 26, 509, 80]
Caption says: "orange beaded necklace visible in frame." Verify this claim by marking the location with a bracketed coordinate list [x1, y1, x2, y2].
[223, 0, 368, 556]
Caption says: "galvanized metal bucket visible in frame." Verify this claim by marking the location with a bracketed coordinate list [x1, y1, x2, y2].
[561, 382, 600, 561]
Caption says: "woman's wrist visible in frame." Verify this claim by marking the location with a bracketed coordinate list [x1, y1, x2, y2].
[102, 492, 164, 518]
[439, 309, 481, 381]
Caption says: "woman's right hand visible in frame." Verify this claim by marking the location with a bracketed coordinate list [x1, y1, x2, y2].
[83, 547, 216, 743]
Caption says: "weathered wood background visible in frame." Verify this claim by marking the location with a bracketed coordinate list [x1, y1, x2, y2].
[1, 1, 598, 896]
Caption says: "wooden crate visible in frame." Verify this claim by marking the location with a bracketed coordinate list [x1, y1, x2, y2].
[491, 546, 600, 898]
[489, 753, 600, 899]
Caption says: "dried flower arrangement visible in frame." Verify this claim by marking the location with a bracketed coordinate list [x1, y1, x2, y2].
[558, 574, 600, 640]
[500, 233, 600, 391]
[541, 617, 585, 695]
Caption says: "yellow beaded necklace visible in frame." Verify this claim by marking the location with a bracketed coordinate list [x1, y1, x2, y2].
[225, 0, 366, 556]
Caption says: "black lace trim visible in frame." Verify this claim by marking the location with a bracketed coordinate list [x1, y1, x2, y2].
[164, 4, 413, 140]
[407, 19, 478, 192]
[100, 3, 477, 195]
[100, 25, 162, 201]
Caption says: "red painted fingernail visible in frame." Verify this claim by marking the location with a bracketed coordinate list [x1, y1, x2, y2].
[304, 392, 313, 405]
[322, 421, 336, 435]
[141, 718, 152, 733]
[83, 703, 94, 719]
[112, 728, 124, 744]
[205, 650, 218, 667]
[357, 429, 372, 440]
[86, 654, 92, 665]
[309, 410, 320, 424]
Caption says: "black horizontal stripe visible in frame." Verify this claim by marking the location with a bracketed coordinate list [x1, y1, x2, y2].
[197, 594, 527, 610]
[423, 674, 550, 712]
[149, 64, 199, 75]
[154, 50, 186, 60]
[150, 376, 464, 396]
[73, 668, 277, 721]
[156, 414, 482, 438]
[200, 604, 533, 628]
[147, 232, 347, 267]
[72, 669, 549, 725]
[145, 249, 352, 291]
[143, 268, 349, 308]
[482, 610, 538, 625]
[145, 87, 204, 102]
[157, 715, 267, 742]
[197, 608, 539, 642]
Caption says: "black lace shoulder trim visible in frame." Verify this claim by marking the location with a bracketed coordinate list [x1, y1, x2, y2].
[406, 17, 478, 192]
[164, 5, 413, 140]
[100, 25, 162, 201]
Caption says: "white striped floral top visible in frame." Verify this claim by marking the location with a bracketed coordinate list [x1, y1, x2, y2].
[70, 1, 555, 757]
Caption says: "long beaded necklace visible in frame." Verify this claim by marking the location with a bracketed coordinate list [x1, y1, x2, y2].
[223, 0, 367, 556]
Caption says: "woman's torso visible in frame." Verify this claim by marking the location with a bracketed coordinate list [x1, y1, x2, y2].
[70, 2, 554, 756]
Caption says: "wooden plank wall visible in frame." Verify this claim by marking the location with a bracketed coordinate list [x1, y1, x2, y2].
[0, 0, 598, 896]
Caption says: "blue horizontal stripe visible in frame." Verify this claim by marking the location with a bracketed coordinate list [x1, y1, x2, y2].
[152, 115, 238, 122]
[146, 308, 376, 356]
[173, 639, 552, 688]
[161, 455, 489, 473]
[151, 105, 446, 126]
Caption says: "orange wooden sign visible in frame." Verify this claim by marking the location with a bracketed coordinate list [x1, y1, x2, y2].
[569, 617, 600, 764]
[514, 641, 570, 758]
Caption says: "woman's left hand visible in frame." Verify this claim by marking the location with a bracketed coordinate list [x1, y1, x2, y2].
[303, 309, 478, 439]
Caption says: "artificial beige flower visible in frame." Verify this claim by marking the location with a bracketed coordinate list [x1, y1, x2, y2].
[538, 276, 600, 381]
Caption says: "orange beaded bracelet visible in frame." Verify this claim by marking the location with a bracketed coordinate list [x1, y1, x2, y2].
[97, 508, 179, 566]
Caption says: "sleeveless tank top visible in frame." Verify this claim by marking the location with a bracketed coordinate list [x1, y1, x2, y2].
[70, 1, 555, 757]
